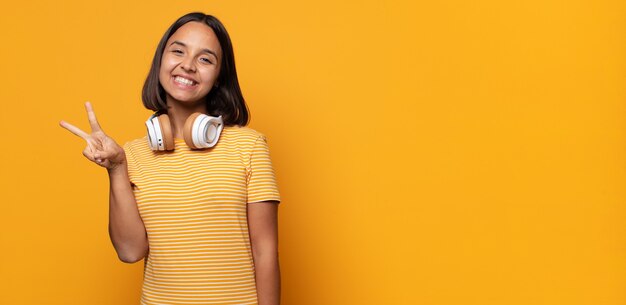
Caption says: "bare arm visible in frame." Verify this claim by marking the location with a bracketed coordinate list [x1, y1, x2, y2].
[60, 101, 148, 263]
[248, 200, 281, 305]
[107, 163, 149, 263]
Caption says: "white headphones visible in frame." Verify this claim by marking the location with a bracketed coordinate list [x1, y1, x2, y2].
[145, 112, 224, 151]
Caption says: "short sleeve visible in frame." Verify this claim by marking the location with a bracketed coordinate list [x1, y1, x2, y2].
[122, 141, 137, 187]
[246, 134, 281, 204]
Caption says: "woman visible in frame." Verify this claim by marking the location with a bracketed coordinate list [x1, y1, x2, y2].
[60, 12, 282, 305]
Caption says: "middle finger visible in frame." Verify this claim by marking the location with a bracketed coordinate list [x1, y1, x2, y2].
[85, 101, 103, 132]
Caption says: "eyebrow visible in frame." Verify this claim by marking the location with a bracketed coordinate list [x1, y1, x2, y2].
[170, 41, 218, 59]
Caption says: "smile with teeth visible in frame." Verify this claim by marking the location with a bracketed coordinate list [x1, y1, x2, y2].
[174, 76, 197, 86]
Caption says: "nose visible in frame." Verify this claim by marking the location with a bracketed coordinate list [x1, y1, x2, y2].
[180, 57, 196, 73]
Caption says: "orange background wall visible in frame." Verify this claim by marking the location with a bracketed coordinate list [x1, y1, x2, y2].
[1, 1, 625, 304]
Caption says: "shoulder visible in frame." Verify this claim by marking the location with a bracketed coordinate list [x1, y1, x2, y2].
[223, 126, 273, 162]
[121, 136, 148, 173]
[224, 125, 268, 144]
[122, 136, 152, 164]
[122, 136, 148, 152]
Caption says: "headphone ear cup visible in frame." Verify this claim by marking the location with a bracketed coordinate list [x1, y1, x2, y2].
[157, 114, 175, 151]
[145, 114, 159, 150]
[183, 113, 224, 149]
[183, 112, 203, 149]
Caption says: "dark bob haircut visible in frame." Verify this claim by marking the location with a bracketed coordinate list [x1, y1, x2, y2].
[142, 12, 249, 126]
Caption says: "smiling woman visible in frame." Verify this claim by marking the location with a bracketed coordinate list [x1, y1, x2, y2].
[60, 12, 282, 305]
[142, 13, 249, 128]
[158, 22, 222, 108]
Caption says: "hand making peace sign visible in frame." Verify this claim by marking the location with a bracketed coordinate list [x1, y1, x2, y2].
[59, 101, 126, 171]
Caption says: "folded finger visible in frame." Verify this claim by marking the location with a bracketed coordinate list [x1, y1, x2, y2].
[82, 150, 95, 162]
[94, 150, 116, 160]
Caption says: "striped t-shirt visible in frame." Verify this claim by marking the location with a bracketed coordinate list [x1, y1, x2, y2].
[122, 125, 281, 305]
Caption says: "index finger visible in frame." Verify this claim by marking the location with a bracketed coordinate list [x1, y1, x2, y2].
[85, 101, 103, 132]
[59, 120, 90, 140]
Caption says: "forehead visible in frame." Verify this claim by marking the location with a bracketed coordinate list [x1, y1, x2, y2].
[167, 21, 222, 57]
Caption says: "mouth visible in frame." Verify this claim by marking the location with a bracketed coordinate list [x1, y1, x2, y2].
[172, 75, 198, 87]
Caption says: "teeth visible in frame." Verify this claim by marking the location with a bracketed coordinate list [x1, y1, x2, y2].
[174, 76, 195, 86]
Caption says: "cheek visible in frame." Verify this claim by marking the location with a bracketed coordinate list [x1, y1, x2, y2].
[199, 69, 218, 84]
[158, 60, 177, 84]
[160, 57, 175, 73]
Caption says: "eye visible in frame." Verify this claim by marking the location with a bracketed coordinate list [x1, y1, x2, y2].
[172, 49, 183, 54]
[200, 57, 213, 64]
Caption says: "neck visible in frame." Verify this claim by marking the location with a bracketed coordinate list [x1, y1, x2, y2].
[165, 97, 208, 139]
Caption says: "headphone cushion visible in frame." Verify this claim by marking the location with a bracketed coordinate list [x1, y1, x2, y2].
[183, 112, 203, 149]
[157, 114, 175, 151]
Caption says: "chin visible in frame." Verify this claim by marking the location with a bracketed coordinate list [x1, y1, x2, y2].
[167, 93, 205, 105]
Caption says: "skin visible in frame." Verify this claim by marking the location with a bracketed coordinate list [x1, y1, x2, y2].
[159, 21, 222, 139]
[59, 21, 281, 305]
[59, 102, 148, 265]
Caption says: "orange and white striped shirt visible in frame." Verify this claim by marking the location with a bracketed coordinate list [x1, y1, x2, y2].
[123, 125, 281, 305]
